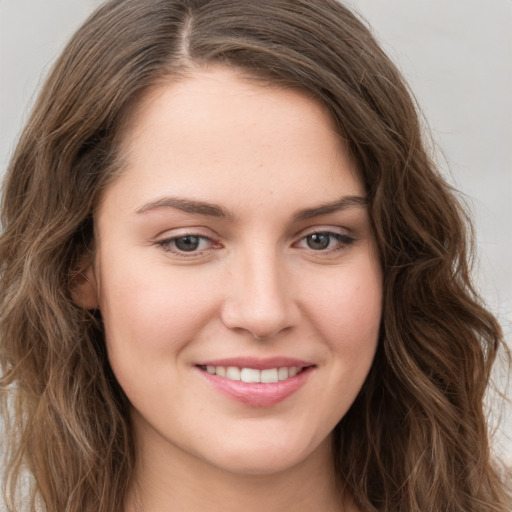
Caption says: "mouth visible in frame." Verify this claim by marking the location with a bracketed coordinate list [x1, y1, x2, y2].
[196, 364, 307, 383]
[195, 359, 315, 407]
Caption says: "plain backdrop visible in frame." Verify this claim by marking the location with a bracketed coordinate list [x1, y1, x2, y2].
[1, 0, 511, 476]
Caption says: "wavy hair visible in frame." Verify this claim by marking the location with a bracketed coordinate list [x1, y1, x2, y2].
[1, 1, 510, 510]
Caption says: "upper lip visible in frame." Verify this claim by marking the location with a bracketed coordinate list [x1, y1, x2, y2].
[195, 357, 315, 370]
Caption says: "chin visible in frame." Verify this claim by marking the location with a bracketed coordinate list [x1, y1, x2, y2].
[199, 432, 332, 477]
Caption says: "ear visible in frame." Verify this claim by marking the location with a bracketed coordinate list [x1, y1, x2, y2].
[70, 256, 99, 310]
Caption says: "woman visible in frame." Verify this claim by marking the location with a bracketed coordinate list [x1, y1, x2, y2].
[1, 1, 510, 510]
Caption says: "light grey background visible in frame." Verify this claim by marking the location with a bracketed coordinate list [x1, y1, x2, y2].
[1, 0, 511, 473]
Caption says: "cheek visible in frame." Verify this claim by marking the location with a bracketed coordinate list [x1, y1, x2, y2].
[302, 253, 382, 406]
[306, 260, 382, 348]
[97, 256, 220, 387]
[101, 255, 211, 333]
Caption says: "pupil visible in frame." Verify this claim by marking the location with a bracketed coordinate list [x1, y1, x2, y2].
[307, 233, 330, 250]
[175, 236, 200, 251]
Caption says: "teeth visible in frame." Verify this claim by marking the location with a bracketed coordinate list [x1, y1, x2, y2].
[241, 368, 260, 383]
[204, 365, 301, 382]
[261, 368, 278, 383]
[226, 366, 240, 380]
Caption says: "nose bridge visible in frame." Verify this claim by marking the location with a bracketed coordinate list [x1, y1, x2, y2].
[221, 242, 298, 339]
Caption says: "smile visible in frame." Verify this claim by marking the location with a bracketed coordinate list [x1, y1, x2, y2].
[195, 359, 315, 407]
[198, 365, 301, 383]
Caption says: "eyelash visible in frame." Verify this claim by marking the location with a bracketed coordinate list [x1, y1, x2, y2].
[155, 234, 217, 257]
[155, 230, 355, 257]
[293, 231, 355, 253]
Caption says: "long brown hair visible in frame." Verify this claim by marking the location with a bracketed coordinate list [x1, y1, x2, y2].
[1, 1, 510, 510]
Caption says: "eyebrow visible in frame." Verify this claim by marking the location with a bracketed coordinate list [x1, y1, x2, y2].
[135, 195, 367, 220]
[135, 197, 233, 218]
[293, 196, 368, 221]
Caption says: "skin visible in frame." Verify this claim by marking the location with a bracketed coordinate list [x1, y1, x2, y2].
[77, 66, 382, 511]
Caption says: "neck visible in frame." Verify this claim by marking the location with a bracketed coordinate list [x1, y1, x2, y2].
[125, 419, 349, 512]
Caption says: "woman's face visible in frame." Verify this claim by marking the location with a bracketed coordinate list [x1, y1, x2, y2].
[81, 66, 382, 477]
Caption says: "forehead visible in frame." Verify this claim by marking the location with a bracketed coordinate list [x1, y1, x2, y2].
[99, 65, 364, 218]
[122, 66, 341, 155]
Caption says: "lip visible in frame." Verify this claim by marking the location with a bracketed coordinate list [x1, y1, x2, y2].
[194, 357, 315, 408]
[195, 356, 313, 370]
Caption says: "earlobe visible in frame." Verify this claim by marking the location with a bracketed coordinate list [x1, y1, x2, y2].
[70, 263, 99, 310]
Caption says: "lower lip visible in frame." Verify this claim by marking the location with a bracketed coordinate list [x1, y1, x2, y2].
[197, 367, 314, 407]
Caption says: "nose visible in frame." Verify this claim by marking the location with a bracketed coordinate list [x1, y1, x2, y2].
[220, 247, 300, 340]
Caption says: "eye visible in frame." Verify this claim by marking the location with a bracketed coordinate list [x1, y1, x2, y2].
[294, 231, 355, 252]
[156, 234, 216, 254]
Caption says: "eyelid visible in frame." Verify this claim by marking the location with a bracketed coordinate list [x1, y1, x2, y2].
[293, 225, 353, 241]
[154, 229, 223, 257]
[292, 227, 356, 253]
[154, 225, 217, 239]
